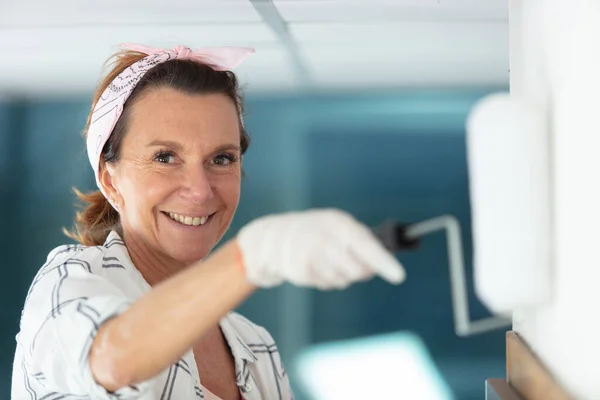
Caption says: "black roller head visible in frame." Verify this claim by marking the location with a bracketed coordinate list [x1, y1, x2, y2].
[373, 220, 421, 252]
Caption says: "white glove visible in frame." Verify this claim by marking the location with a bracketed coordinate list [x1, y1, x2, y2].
[236, 208, 406, 289]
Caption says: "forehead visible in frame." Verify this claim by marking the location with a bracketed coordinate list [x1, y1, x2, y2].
[125, 87, 240, 146]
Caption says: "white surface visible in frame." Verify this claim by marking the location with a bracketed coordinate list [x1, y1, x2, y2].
[0, 0, 509, 96]
[467, 93, 551, 314]
[0, 22, 285, 96]
[275, 0, 507, 22]
[292, 21, 508, 88]
[294, 332, 453, 400]
[509, 0, 600, 398]
[0, 0, 263, 25]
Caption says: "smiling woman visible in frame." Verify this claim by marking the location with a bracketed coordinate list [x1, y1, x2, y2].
[99, 88, 244, 271]
[11, 43, 406, 400]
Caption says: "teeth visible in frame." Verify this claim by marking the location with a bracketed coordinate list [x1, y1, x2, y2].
[168, 212, 209, 226]
[191, 216, 208, 226]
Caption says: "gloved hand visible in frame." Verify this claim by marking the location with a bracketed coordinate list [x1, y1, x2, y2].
[236, 208, 406, 289]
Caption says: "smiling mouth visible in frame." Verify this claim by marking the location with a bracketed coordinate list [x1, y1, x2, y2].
[163, 212, 213, 227]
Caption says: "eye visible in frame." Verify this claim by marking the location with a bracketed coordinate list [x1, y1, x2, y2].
[154, 150, 176, 164]
[212, 153, 238, 166]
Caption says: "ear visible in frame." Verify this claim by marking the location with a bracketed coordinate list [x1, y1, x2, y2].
[99, 160, 122, 212]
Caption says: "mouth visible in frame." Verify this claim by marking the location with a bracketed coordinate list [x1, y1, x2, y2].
[162, 211, 214, 227]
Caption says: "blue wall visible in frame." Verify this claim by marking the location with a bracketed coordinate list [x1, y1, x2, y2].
[0, 88, 507, 399]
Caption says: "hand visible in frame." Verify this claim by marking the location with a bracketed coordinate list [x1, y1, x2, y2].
[236, 208, 406, 289]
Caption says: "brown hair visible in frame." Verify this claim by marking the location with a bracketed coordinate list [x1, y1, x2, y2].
[64, 50, 250, 246]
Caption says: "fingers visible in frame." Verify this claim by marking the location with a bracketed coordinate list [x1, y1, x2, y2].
[356, 239, 406, 284]
[313, 266, 351, 290]
[313, 244, 371, 290]
[341, 220, 406, 285]
[327, 242, 373, 282]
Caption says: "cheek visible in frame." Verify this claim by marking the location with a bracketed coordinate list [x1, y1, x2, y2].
[214, 175, 241, 207]
[121, 170, 176, 212]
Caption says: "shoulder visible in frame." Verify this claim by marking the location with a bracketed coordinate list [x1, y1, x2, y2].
[20, 232, 136, 329]
[36, 243, 101, 279]
[27, 232, 129, 296]
[46, 240, 88, 262]
[39, 232, 126, 274]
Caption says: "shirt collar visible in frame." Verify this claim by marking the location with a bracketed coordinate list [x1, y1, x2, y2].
[104, 230, 125, 246]
[220, 314, 258, 363]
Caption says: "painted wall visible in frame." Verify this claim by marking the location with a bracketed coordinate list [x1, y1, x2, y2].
[509, 1, 600, 398]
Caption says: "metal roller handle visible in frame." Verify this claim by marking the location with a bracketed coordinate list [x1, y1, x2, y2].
[375, 215, 511, 337]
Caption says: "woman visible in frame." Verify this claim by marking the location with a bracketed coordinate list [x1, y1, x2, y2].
[12, 43, 405, 400]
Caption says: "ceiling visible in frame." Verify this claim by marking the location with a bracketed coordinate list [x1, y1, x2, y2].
[0, 0, 508, 97]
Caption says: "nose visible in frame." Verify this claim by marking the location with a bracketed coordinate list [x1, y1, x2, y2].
[180, 165, 214, 204]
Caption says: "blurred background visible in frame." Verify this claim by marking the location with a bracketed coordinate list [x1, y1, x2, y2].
[0, 0, 509, 398]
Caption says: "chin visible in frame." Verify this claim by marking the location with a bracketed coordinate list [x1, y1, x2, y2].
[167, 242, 214, 265]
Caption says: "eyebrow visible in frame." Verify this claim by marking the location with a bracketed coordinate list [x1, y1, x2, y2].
[214, 144, 242, 153]
[147, 140, 184, 151]
[147, 140, 241, 153]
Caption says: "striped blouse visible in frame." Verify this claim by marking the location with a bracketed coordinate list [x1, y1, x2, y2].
[12, 231, 294, 400]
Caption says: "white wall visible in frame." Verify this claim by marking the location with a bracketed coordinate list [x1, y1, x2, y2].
[510, 1, 600, 398]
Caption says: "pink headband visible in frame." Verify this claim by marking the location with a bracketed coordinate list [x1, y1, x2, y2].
[86, 43, 255, 196]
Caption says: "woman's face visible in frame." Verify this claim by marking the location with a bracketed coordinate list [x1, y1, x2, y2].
[102, 87, 242, 265]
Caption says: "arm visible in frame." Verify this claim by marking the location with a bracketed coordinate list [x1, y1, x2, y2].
[22, 209, 403, 397]
[19, 239, 254, 398]
[90, 239, 255, 391]
[91, 209, 404, 391]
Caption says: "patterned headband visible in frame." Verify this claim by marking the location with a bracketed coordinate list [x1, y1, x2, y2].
[86, 43, 255, 196]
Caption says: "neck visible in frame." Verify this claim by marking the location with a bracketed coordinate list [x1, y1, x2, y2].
[120, 230, 223, 346]
[121, 229, 187, 287]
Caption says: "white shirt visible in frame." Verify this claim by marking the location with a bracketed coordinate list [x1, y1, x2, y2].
[12, 231, 294, 400]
